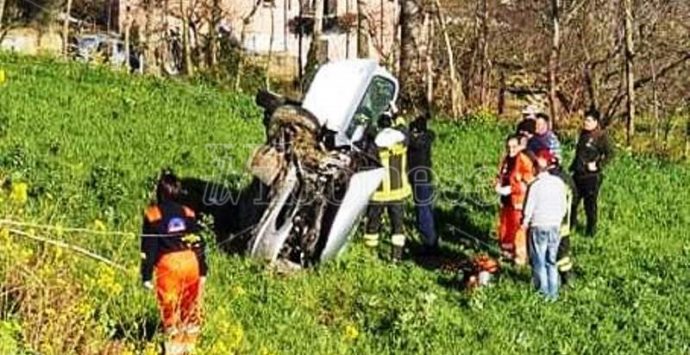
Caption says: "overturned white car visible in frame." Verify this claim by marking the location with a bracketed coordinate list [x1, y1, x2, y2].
[247, 59, 399, 268]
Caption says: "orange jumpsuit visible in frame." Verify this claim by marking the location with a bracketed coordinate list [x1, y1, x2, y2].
[141, 201, 207, 353]
[496, 152, 534, 265]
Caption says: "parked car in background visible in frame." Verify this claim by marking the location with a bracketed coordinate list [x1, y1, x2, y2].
[73, 33, 140, 71]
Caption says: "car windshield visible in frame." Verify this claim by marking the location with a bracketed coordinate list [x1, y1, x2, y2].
[347, 76, 396, 139]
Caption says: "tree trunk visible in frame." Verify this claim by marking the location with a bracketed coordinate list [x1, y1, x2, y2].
[651, 56, 659, 144]
[400, 0, 427, 114]
[685, 114, 690, 159]
[357, 0, 369, 57]
[0, 0, 7, 32]
[208, 0, 221, 68]
[304, 0, 325, 88]
[236, 0, 262, 91]
[425, 13, 433, 106]
[266, 5, 275, 90]
[143, 0, 158, 74]
[478, 0, 488, 108]
[181, 0, 194, 76]
[548, 0, 560, 127]
[623, 0, 635, 145]
[123, 1, 131, 72]
[161, 0, 170, 74]
[63, 0, 73, 58]
[434, 0, 463, 118]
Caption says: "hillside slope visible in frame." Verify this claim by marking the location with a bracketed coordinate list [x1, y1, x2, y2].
[0, 55, 689, 354]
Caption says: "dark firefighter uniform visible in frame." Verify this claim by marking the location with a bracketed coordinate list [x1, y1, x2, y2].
[141, 200, 207, 355]
[549, 164, 575, 283]
[364, 116, 412, 261]
[569, 126, 613, 236]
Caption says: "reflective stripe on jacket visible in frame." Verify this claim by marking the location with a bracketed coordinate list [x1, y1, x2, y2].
[372, 142, 412, 202]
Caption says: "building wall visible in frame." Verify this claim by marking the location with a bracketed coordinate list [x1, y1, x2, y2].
[119, 0, 398, 75]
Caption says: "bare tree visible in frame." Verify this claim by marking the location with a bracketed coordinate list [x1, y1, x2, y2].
[63, 0, 73, 57]
[477, 0, 488, 108]
[548, 0, 560, 126]
[399, 0, 428, 114]
[433, 0, 462, 117]
[623, 0, 635, 144]
[0, 0, 7, 31]
[357, 0, 369, 57]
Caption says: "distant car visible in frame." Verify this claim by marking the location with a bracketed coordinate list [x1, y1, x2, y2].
[74, 34, 140, 71]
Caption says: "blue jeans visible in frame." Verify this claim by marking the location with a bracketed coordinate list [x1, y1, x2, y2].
[528, 226, 561, 299]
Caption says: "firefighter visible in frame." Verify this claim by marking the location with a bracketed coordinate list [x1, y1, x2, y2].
[495, 134, 535, 266]
[540, 150, 575, 285]
[569, 108, 613, 237]
[363, 111, 412, 262]
[407, 113, 438, 254]
[141, 170, 208, 355]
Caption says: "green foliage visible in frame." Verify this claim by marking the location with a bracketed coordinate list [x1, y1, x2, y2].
[0, 53, 689, 353]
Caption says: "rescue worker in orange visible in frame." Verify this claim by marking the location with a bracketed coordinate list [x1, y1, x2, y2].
[495, 134, 535, 265]
[141, 171, 207, 355]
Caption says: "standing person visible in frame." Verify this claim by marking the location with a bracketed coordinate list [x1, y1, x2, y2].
[363, 112, 412, 262]
[407, 113, 438, 254]
[543, 150, 575, 285]
[522, 150, 568, 300]
[527, 113, 562, 162]
[495, 134, 535, 265]
[141, 171, 208, 355]
[569, 109, 613, 237]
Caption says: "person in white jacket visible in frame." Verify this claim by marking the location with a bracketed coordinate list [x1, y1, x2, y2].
[522, 149, 568, 300]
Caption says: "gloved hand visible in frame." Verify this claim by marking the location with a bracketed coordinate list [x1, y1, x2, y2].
[587, 161, 598, 172]
[143, 280, 154, 290]
[495, 184, 511, 196]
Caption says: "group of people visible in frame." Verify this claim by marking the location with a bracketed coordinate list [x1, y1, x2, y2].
[496, 105, 613, 299]
[136, 104, 612, 352]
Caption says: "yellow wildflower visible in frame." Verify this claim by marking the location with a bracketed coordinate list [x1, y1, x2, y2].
[9, 182, 28, 205]
[0, 69, 5, 84]
[259, 346, 277, 355]
[232, 285, 247, 298]
[343, 323, 359, 342]
[93, 219, 106, 231]
[143, 342, 159, 355]
[96, 265, 123, 296]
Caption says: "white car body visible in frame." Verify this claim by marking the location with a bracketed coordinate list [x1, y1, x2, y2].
[248, 59, 399, 266]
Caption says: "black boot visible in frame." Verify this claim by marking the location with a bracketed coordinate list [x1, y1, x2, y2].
[392, 246, 404, 262]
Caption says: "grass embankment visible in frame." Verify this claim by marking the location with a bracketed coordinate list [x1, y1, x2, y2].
[0, 54, 689, 354]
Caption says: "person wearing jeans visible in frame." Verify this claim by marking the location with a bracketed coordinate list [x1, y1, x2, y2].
[523, 150, 568, 300]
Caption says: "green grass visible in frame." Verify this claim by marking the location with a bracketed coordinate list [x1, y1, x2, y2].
[1, 54, 689, 354]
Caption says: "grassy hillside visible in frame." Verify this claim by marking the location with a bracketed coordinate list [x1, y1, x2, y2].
[0, 54, 689, 354]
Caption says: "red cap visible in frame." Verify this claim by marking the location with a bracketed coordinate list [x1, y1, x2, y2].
[536, 149, 555, 165]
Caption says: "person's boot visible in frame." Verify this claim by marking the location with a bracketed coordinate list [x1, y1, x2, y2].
[392, 245, 404, 262]
[585, 225, 596, 237]
[560, 271, 572, 287]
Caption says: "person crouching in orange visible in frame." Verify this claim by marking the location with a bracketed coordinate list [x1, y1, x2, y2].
[141, 170, 208, 355]
[495, 134, 535, 265]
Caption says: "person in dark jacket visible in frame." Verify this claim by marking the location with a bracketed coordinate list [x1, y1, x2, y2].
[141, 170, 208, 355]
[569, 108, 613, 237]
[407, 114, 438, 253]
